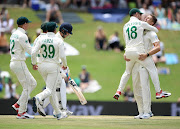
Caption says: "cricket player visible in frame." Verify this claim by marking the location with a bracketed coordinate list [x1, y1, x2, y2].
[41, 22, 73, 117]
[125, 14, 171, 119]
[31, 22, 68, 120]
[132, 15, 171, 119]
[113, 8, 166, 100]
[32, 22, 48, 116]
[10, 16, 37, 119]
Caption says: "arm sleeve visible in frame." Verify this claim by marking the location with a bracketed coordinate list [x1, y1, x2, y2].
[142, 22, 158, 33]
[59, 42, 67, 67]
[19, 35, 32, 55]
[31, 40, 41, 65]
[33, 37, 39, 46]
[150, 31, 160, 44]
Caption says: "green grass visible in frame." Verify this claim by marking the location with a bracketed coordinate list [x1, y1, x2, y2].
[0, 116, 180, 129]
[0, 8, 180, 102]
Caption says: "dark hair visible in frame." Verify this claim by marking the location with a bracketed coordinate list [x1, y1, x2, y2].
[150, 14, 157, 26]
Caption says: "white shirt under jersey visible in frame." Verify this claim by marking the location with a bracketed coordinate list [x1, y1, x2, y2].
[33, 33, 47, 63]
[31, 32, 67, 67]
[123, 16, 158, 50]
[10, 27, 32, 61]
[143, 30, 160, 52]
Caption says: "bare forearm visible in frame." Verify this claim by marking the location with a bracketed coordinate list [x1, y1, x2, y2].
[148, 42, 160, 56]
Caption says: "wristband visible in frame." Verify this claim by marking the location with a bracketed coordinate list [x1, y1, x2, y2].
[147, 53, 150, 57]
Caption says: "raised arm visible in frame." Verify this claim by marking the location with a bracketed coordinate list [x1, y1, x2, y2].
[142, 22, 158, 33]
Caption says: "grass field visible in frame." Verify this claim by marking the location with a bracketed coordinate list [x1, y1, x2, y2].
[0, 115, 180, 129]
[0, 7, 180, 102]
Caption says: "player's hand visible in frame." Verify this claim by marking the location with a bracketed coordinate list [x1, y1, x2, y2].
[62, 66, 67, 70]
[32, 64, 38, 70]
[124, 55, 130, 61]
[139, 53, 147, 61]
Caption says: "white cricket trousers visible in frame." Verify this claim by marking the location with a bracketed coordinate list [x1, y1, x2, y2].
[43, 78, 67, 110]
[10, 61, 37, 113]
[132, 62, 151, 115]
[36, 62, 62, 115]
[117, 49, 161, 93]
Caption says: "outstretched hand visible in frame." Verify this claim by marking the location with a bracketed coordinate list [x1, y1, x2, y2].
[32, 64, 38, 70]
[124, 55, 131, 62]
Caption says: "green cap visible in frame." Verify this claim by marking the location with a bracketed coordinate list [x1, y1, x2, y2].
[46, 22, 58, 32]
[17, 16, 31, 25]
[41, 22, 48, 32]
[129, 8, 143, 16]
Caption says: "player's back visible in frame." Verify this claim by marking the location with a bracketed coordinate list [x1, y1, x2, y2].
[10, 28, 29, 61]
[38, 32, 63, 64]
[123, 17, 145, 49]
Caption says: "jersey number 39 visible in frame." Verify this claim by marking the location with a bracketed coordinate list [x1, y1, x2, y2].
[41, 44, 55, 58]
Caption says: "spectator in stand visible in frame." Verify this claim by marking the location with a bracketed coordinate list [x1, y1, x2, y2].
[123, 86, 135, 102]
[0, 28, 9, 54]
[171, 2, 178, 22]
[136, 0, 142, 8]
[167, 6, 174, 22]
[154, 4, 167, 28]
[176, 9, 180, 24]
[0, 7, 14, 33]
[90, 0, 106, 9]
[103, 0, 113, 9]
[57, 0, 71, 9]
[46, 0, 64, 24]
[140, 3, 152, 20]
[71, 0, 87, 10]
[107, 31, 124, 53]
[79, 65, 91, 91]
[117, 0, 127, 8]
[152, 40, 166, 65]
[95, 26, 107, 50]
[4, 78, 19, 99]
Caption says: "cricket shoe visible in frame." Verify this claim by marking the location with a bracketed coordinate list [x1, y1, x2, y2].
[37, 105, 46, 117]
[16, 112, 34, 119]
[12, 103, 19, 113]
[113, 91, 121, 100]
[140, 113, 150, 119]
[156, 90, 171, 99]
[56, 112, 68, 120]
[61, 109, 73, 117]
[134, 113, 143, 119]
[32, 96, 42, 113]
[66, 109, 73, 116]
[149, 112, 154, 117]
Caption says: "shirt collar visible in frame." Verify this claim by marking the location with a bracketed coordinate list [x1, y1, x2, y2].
[56, 31, 64, 41]
[47, 32, 55, 36]
[130, 16, 139, 21]
[17, 27, 26, 34]
[41, 33, 46, 35]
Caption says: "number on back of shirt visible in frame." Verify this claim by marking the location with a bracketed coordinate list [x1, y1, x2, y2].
[126, 26, 137, 40]
[10, 39, 15, 54]
[41, 44, 55, 58]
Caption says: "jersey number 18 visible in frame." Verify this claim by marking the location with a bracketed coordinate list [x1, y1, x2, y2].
[126, 26, 137, 40]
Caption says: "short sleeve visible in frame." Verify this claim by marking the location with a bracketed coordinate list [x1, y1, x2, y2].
[149, 31, 159, 44]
